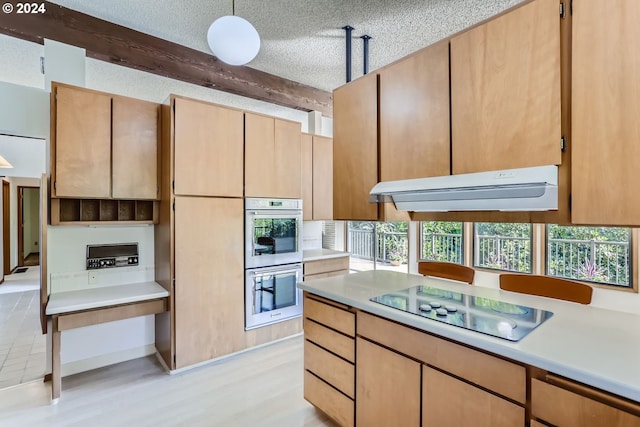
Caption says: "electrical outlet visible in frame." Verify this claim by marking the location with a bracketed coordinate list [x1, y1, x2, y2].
[88, 271, 99, 285]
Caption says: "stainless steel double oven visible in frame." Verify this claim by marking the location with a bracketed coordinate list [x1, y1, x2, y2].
[245, 198, 303, 330]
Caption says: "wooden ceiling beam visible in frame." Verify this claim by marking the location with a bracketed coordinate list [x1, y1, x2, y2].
[0, 3, 333, 116]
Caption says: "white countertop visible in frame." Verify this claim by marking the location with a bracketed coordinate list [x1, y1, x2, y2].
[303, 248, 350, 262]
[46, 281, 169, 315]
[298, 270, 640, 402]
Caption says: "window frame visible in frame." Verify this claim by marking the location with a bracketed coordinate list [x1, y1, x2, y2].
[544, 224, 637, 292]
[472, 222, 534, 274]
[418, 221, 465, 265]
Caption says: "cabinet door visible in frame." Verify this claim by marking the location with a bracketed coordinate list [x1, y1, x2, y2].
[423, 366, 524, 427]
[450, 0, 561, 174]
[245, 113, 275, 197]
[356, 337, 420, 427]
[312, 136, 333, 220]
[274, 118, 302, 198]
[531, 379, 640, 427]
[379, 41, 450, 181]
[112, 97, 159, 200]
[174, 98, 243, 197]
[174, 197, 245, 368]
[333, 74, 378, 220]
[571, 0, 640, 225]
[301, 134, 313, 220]
[54, 85, 111, 198]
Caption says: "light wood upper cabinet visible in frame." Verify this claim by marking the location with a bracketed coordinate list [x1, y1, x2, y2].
[333, 73, 378, 220]
[302, 133, 334, 220]
[245, 113, 301, 198]
[379, 41, 451, 181]
[571, 0, 640, 225]
[173, 97, 243, 197]
[450, 0, 561, 174]
[174, 197, 245, 369]
[274, 118, 302, 198]
[53, 84, 112, 198]
[301, 134, 313, 219]
[112, 97, 159, 200]
[312, 135, 333, 220]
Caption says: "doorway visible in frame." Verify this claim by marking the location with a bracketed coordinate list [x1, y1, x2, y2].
[17, 186, 39, 267]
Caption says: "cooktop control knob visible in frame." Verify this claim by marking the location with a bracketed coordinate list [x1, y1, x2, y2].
[445, 305, 458, 312]
[419, 304, 432, 312]
[435, 308, 448, 316]
[429, 302, 441, 308]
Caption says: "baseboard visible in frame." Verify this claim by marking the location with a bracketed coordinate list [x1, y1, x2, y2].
[61, 344, 157, 377]
[167, 332, 303, 375]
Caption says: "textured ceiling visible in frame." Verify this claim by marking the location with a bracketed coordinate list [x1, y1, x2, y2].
[48, 0, 525, 92]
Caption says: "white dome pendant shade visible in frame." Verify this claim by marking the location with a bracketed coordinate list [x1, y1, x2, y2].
[207, 15, 260, 66]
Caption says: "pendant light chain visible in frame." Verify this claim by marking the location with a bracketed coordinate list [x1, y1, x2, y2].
[232, 0, 235, 16]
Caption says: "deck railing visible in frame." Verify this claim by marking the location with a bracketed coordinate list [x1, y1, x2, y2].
[474, 235, 532, 273]
[347, 228, 407, 263]
[348, 229, 631, 286]
[547, 238, 630, 286]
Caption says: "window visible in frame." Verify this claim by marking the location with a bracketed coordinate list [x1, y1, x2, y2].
[474, 223, 532, 273]
[420, 221, 463, 264]
[547, 225, 632, 288]
[347, 221, 408, 272]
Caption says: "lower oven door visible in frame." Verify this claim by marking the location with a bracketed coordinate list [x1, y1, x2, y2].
[245, 264, 303, 330]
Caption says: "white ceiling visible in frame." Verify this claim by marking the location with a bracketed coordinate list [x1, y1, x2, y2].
[47, 0, 525, 93]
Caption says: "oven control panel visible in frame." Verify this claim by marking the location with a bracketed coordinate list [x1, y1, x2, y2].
[86, 243, 139, 270]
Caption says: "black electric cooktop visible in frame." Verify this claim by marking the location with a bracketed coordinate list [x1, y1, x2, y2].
[370, 285, 553, 342]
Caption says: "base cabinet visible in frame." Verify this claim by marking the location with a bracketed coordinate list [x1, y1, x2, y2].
[303, 294, 640, 427]
[303, 293, 355, 427]
[422, 366, 524, 427]
[303, 256, 349, 281]
[356, 337, 420, 427]
[531, 378, 640, 427]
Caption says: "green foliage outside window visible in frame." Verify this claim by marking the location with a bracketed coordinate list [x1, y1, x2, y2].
[474, 223, 532, 273]
[420, 221, 463, 264]
[547, 225, 631, 287]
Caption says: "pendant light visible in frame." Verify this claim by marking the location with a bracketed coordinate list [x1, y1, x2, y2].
[207, 0, 260, 66]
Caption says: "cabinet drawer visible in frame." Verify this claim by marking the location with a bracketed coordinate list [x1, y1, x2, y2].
[304, 318, 354, 362]
[357, 311, 525, 403]
[531, 378, 640, 427]
[423, 366, 524, 427]
[304, 257, 349, 276]
[303, 269, 349, 282]
[304, 370, 354, 427]
[305, 340, 354, 398]
[304, 295, 355, 337]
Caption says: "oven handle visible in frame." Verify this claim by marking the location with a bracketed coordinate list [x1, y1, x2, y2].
[247, 210, 302, 217]
[249, 267, 301, 278]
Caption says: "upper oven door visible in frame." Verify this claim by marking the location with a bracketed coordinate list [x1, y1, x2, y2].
[245, 209, 303, 268]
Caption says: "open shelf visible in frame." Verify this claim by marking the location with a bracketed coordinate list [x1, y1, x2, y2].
[51, 198, 158, 225]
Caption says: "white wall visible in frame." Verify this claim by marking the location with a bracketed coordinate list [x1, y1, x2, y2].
[0, 135, 47, 178]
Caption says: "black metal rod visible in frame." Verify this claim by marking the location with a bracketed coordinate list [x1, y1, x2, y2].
[343, 25, 354, 82]
[361, 35, 372, 75]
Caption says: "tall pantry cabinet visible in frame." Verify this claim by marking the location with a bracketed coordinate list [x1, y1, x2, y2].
[155, 96, 245, 369]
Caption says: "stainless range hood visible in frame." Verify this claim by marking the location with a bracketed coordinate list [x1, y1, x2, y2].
[369, 165, 558, 212]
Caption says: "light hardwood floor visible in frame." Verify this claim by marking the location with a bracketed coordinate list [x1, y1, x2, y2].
[0, 335, 336, 427]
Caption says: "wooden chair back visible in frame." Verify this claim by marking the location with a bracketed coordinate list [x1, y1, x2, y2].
[418, 261, 475, 285]
[499, 273, 593, 304]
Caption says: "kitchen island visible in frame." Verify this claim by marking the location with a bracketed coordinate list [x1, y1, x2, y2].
[298, 270, 640, 427]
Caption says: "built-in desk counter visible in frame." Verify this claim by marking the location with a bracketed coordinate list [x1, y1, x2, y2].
[46, 282, 169, 401]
